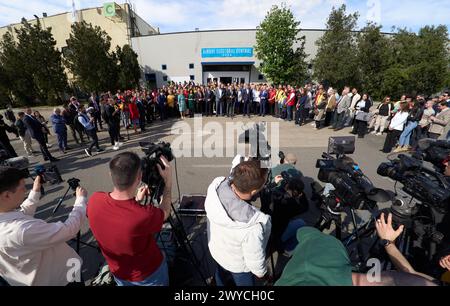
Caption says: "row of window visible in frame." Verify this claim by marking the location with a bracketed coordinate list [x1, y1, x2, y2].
[162, 64, 195, 70]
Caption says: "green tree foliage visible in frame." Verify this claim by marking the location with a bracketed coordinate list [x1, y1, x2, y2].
[356, 23, 390, 99]
[313, 5, 360, 90]
[380, 26, 449, 98]
[116, 44, 141, 89]
[64, 21, 118, 93]
[255, 4, 308, 85]
[0, 20, 67, 106]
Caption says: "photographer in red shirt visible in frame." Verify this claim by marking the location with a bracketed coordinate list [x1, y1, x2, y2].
[87, 152, 172, 286]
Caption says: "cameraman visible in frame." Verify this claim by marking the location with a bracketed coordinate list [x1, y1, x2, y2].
[266, 169, 308, 256]
[87, 152, 172, 286]
[376, 212, 450, 284]
[205, 158, 271, 286]
[0, 167, 88, 286]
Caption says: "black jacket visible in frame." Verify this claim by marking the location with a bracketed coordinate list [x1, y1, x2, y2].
[23, 115, 45, 141]
[242, 88, 253, 103]
[14, 119, 27, 137]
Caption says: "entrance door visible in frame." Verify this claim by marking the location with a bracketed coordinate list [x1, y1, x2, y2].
[220, 77, 232, 85]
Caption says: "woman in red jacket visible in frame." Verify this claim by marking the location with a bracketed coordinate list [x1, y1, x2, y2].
[128, 97, 140, 134]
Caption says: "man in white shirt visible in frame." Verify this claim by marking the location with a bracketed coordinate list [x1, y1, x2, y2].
[0, 167, 88, 286]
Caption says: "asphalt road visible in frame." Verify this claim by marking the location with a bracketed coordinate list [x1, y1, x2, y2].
[5, 112, 398, 285]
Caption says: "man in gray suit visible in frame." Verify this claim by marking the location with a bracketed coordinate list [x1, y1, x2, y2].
[333, 87, 352, 131]
[215, 84, 226, 117]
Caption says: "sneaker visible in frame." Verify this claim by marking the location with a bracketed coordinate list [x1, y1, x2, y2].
[97, 148, 105, 153]
[113, 145, 120, 151]
[376, 133, 382, 136]
[393, 146, 404, 153]
[371, 131, 377, 135]
[85, 149, 92, 157]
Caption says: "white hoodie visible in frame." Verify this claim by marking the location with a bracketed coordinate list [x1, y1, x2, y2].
[205, 177, 271, 277]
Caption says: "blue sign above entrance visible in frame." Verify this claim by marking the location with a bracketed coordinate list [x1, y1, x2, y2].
[201, 48, 253, 58]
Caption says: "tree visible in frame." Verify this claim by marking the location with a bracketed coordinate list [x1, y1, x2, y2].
[116, 44, 141, 89]
[380, 26, 449, 98]
[64, 21, 118, 93]
[356, 23, 391, 99]
[0, 20, 67, 106]
[413, 25, 449, 95]
[255, 4, 308, 85]
[313, 5, 360, 90]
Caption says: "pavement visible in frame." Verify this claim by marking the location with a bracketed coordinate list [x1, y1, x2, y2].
[4, 109, 398, 285]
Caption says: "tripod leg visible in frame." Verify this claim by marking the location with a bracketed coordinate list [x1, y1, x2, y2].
[350, 209, 365, 265]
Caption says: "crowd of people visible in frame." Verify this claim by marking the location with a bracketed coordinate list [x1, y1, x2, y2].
[1, 81, 450, 287]
[2, 81, 450, 163]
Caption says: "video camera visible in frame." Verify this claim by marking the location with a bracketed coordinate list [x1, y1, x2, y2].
[377, 153, 450, 214]
[315, 137, 389, 210]
[35, 164, 64, 186]
[416, 139, 450, 173]
[140, 142, 174, 203]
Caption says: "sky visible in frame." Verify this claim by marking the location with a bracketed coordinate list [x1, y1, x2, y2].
[0, 0, 449, 34]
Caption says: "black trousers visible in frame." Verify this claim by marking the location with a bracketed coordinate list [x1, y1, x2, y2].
[324, 111, 334, 127]
[226, 101, 235, 117]
[333, 112, 346, 130]
[353, 120, 367, 138]
[0, 138, 17, 157]
[85, 129, 100, 152]
[243, 101, 251, 116]
[108, 124, 119, 145]
[35, 137, 53, 160]
[383, 129, 402, 153]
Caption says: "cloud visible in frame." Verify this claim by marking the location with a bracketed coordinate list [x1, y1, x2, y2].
[0, 0, 448, 34]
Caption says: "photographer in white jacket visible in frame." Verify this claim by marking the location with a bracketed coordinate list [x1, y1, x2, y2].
[0, 167, 88, 286]
[205, 157, 271, 286]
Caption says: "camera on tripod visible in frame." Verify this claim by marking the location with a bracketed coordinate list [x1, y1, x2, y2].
[315, 137, 390, 211]
[35, 164, 63, 186]
[377, 154, 450, 214]
[140, 142, 174, 203]
[416, 139, 450, 173]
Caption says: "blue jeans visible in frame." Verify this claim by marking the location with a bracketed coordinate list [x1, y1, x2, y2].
[56, 131, 67, 151]
[114, 256, 169, 286]
[281, 218, 306, 252]
[287, 105, 293, 121]
[399, 121, 418, 146]
[215, 264, 255, 286]
[260, 99, 267, 116]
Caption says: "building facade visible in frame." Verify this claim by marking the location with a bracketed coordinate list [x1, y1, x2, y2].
[132, 29, 325, 88]
[0, 2, 158, 53]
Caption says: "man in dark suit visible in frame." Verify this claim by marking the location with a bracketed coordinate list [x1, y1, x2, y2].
[242, 84, 253, 118]
[215, 84, 226, 117]
[204, 87, 215, 117]
[23, 108, 58, 162]
[226, 85, 236, 118]
[89, 92, 103, 131]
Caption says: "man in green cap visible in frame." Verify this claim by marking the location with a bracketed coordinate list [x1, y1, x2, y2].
[276, 226, 439, 286]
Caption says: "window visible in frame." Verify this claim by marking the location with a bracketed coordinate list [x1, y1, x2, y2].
[190, 75, 195, 81]
[189, 63, 194, 69]
[258, 74, 264, 80]
[145, 73, 156, 81]
[163, 76, 168, 82]
[162, 64, 167, 70]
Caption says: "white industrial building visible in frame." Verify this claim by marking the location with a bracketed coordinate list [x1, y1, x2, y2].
[131, 29, 326, 88]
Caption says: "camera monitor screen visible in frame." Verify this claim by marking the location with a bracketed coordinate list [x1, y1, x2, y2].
[328, 136, 355, 155]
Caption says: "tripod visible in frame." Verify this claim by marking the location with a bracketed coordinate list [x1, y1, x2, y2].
[147, 184, 209, 286]
[52, 180, 100, 254]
